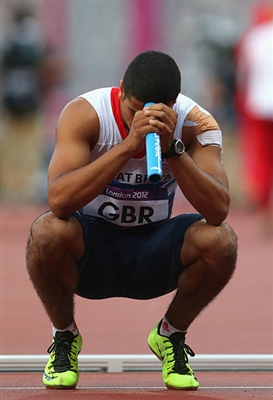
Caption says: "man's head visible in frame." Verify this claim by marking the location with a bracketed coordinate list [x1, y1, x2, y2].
[121, 51, 181, 104]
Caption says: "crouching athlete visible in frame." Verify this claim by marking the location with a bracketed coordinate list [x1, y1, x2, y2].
[26, 51, 237, 390]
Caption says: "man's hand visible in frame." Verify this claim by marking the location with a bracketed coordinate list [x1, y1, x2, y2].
[125, 103, 178, 155]
[143, 103, 178, 153]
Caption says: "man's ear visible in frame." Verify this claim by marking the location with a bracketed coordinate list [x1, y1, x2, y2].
[168, 100, 177, 109]
[118, 80, 125, 100]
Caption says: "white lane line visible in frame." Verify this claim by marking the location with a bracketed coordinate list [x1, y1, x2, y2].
[1, 386, 273, 390]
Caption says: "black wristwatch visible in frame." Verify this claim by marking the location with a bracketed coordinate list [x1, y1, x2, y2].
[162, 139, 185, 159]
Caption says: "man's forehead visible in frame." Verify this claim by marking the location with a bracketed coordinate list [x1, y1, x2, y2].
[124, 96, 175, 110]
[125, 96, 145, 111]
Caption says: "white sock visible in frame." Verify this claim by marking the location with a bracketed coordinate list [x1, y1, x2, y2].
[159, 316, 187, 337]
[52, 320, 79, 337]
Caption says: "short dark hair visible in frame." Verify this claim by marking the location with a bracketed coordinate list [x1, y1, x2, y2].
[123, 51, 181, 104]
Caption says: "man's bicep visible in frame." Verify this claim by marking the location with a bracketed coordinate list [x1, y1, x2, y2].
[48, 99, 98, 183]
[48, 139, 91, 184]
[191, 145, 229, 189]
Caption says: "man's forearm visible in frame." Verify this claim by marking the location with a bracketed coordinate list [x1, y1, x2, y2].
[48, 141, 136, 218]
[167, 154, 230, 225]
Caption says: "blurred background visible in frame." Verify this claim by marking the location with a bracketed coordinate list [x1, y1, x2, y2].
[1, 0, 272, 212]
[1, 0, 273, 356]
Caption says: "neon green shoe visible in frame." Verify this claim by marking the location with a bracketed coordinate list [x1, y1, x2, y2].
[148, 322, 199, 390]
[43, 331, 82, 389]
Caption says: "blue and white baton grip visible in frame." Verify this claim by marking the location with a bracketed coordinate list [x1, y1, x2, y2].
[144, 102, 162, 183]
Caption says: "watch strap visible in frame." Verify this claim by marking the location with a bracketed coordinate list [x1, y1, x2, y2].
[162, 139, 185, 159]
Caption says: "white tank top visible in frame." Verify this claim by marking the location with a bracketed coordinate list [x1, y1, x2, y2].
[79, 87, 210, 227]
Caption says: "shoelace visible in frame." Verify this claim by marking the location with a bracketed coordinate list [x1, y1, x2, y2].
[167, 333, 195, 375]
[47, 338, 74, 373]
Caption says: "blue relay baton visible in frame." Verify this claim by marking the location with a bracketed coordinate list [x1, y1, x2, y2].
[144, 102, 162, 183]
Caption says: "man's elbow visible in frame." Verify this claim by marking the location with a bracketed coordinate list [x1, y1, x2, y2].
[48, 187, 71, 219]
[205, 200, 230, 226]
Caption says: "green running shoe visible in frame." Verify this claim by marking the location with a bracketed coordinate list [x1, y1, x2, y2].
[43, 331, 82, 389]
[148, 322, 199, 390]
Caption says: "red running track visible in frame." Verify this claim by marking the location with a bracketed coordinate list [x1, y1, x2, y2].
[1, 371, 273, 399]
[1, 199, 273, 399]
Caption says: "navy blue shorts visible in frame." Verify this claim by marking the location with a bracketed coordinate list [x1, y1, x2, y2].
[73, 213, 203, 300]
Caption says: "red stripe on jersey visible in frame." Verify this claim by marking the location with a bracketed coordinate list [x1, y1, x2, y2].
[110, 87, 146, 159]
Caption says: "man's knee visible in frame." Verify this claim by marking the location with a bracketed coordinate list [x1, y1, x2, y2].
[29, 212, 55, 248]
[213, 223, 238, 275]
[28, 212, 84, 259]
[29, 212, 64, 248]
[182, 220, 238, 272]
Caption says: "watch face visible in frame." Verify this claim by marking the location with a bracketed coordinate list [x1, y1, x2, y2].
[175, 140, 184, 154]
